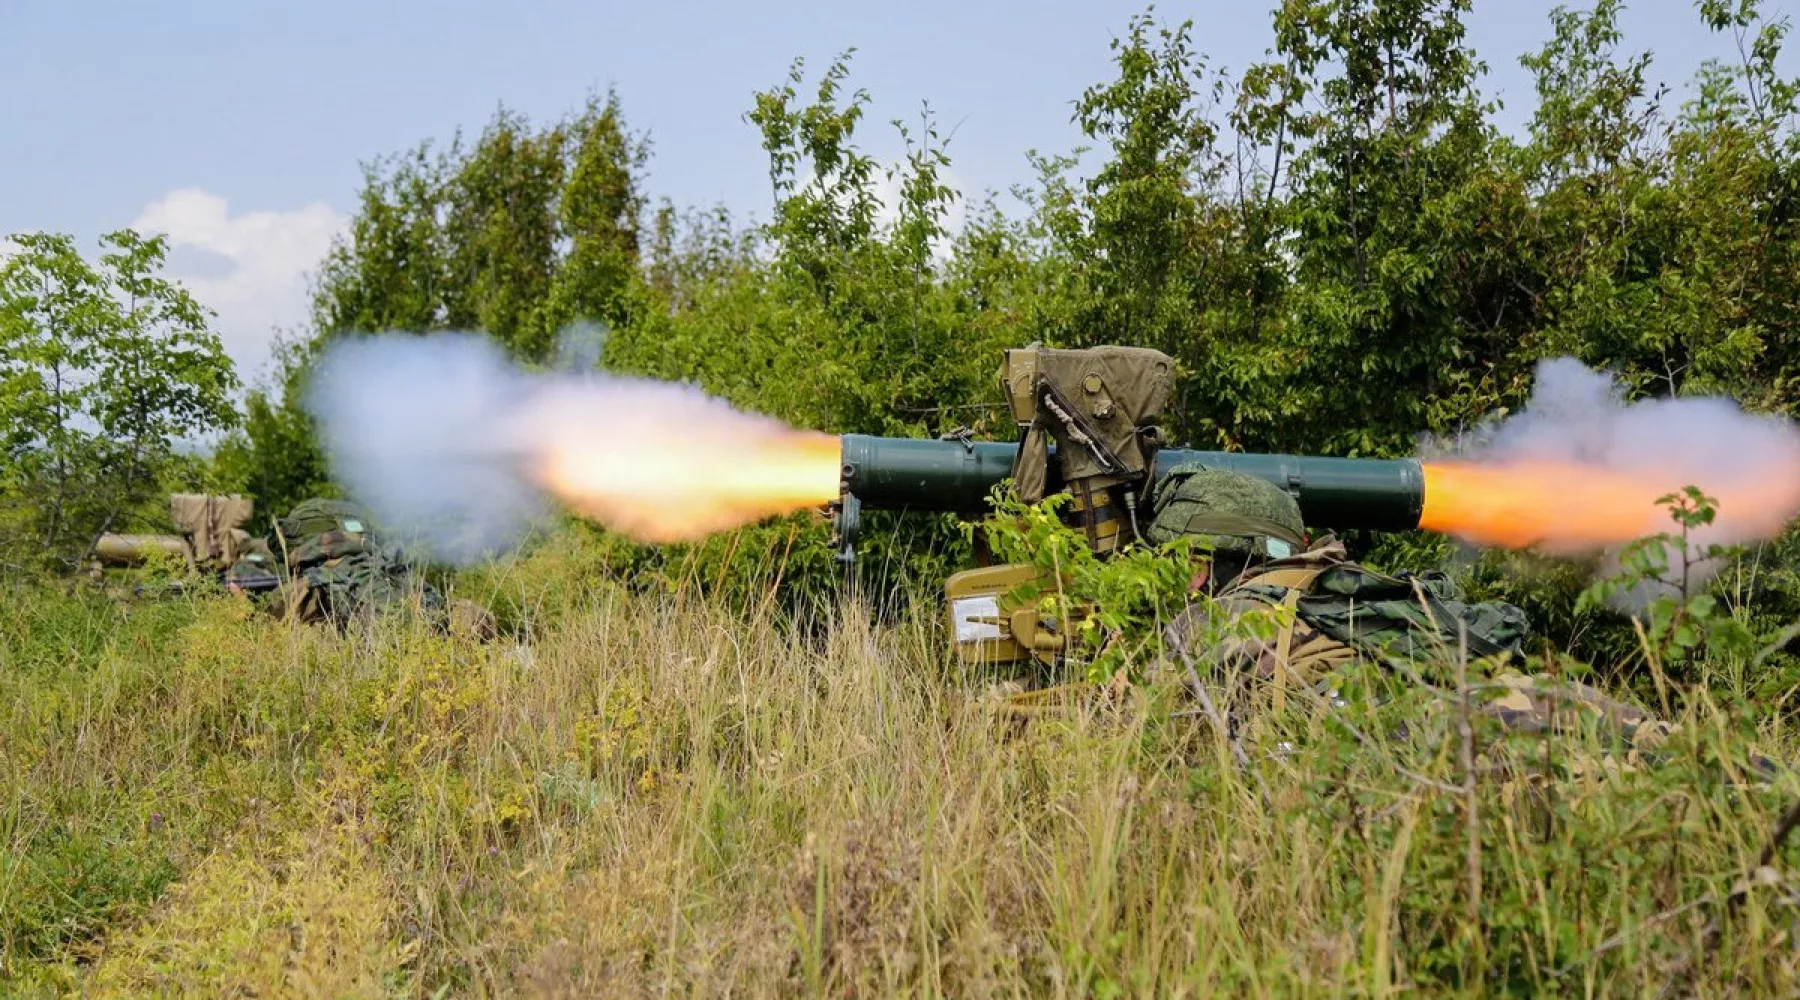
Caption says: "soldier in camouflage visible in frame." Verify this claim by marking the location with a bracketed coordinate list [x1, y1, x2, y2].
[223, 549, 280, 595]
[227, 497, 495, 639]
[1152, 465, 1739, 774]
[273, 498, 426, 624]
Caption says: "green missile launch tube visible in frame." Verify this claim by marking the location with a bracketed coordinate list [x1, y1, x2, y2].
[837, 433, 1424, 531]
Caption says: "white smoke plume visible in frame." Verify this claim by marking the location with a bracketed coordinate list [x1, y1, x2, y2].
[1424, 357, 1800, 602]
[304, 331, 841, 565]
[305, 334, 552, 564]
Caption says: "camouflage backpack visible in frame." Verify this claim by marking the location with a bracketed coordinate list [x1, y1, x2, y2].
[1228, 552, 1532, 669]
[276, 498, 438, 624]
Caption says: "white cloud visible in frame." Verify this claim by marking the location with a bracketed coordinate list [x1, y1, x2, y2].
[870, 162, 968, 263]
[131, 189, 346, 385]
[796, 159, 969, 262]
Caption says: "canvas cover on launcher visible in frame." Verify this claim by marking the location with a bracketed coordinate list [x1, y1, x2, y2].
[946, 346, 1173, 667]
[92, 494, 274, 585]
[170, 494, 256, 565]
[1002, 344, 1173, 511]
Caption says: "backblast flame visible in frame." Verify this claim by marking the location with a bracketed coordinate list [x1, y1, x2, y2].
[519, 382, 844, 543]
[1415, 357, 1800, 556]
[1419, 458, 1800, 554]
[306, 332, 850, 561]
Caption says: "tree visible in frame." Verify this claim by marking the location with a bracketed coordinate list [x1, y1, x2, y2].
[310, 143, 456, 338]
[1036, 13, 1297, 450]
[0, 231, 238, 573]
[239, 93, 653, 521]
[543, 93, 651, 341]
[1255, 0, 1537, 455]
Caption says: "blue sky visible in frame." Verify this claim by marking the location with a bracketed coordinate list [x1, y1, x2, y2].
[4, 1, 1795, 380]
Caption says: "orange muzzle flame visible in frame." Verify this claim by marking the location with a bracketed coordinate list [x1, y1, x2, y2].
[536, 426, 843, 544]
[1420, 459, 1800, 553]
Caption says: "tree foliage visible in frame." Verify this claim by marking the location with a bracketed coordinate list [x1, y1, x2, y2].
[0, 232, 238, 572]
[229, 91, 651, 521]
[221, 0, 1800, 630]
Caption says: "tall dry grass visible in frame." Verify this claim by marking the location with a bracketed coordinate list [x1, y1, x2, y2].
[3, 543, 1799, 997]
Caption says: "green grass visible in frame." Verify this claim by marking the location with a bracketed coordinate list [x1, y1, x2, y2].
[3, 542, 1799, 998]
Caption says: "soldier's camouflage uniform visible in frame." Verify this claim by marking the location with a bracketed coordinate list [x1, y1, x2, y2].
[250, 498, 498, 639]
[274, 499, 434, 625]
[1150, 467, 1765, 775]
[1164, 541, 1694, 768]
[222, 548, 280, 594]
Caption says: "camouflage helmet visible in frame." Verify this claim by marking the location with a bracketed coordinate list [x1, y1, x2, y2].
[1145, 464, 1306, 559]
[279, 498, 377, 541]
[277, 498, 382, 570]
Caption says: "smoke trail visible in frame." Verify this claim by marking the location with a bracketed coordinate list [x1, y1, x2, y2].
[304, 332, 842, 565]
[1420, 357, 1800, 601]
[552, 321, 608, 373]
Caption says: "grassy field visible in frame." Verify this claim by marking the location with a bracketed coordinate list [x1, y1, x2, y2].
[4, 538, 1800, 998]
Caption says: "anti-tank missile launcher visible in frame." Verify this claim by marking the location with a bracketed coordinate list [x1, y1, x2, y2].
[825, 344, 1428, 666]
[833, 435, 1425, 538]
[90, 494, 280, 594]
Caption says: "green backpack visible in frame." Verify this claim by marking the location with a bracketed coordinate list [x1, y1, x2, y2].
[1231, 556, 1532, 666]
